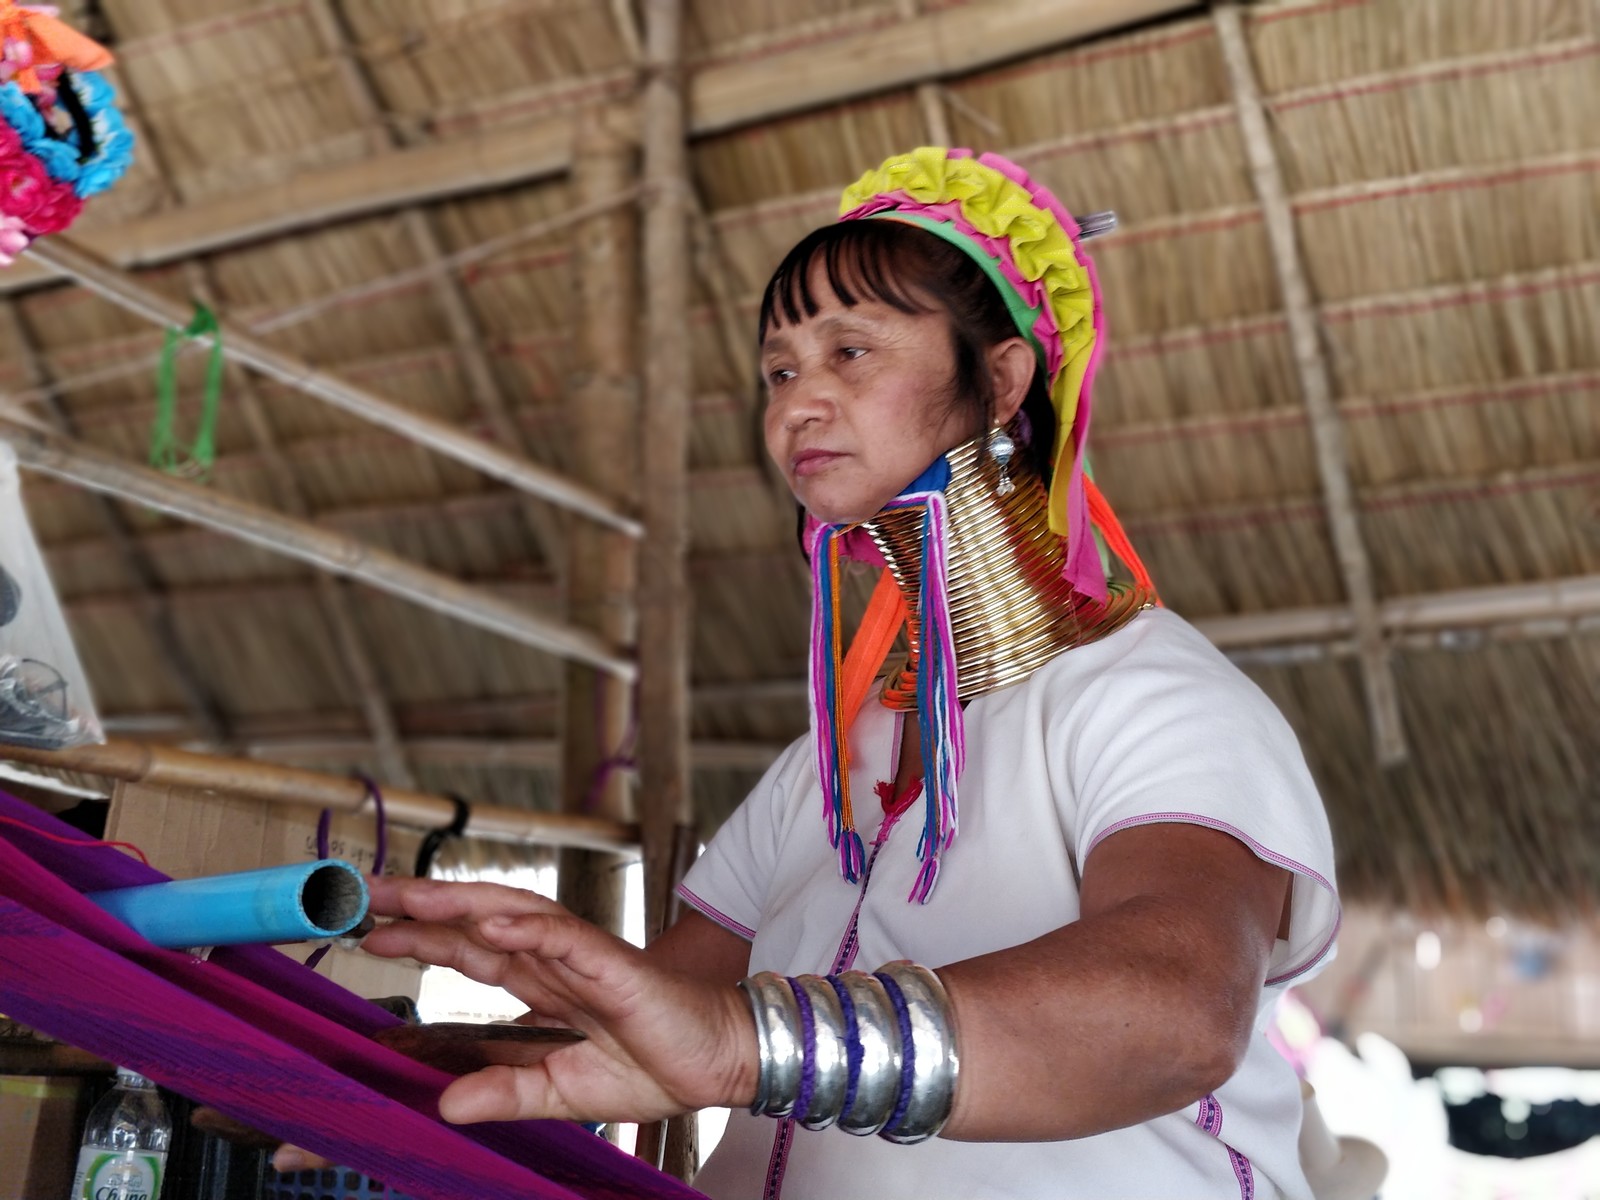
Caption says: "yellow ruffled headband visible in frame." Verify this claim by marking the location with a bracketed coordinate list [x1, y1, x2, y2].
[838, 147, 1109, 599]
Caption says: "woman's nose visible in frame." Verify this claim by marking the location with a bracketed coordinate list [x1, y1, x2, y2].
[778, 371, 837, 430]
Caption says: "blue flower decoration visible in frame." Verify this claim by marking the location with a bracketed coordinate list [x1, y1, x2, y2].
[0, 71, 135, 199]
[0, 83, 44, 142]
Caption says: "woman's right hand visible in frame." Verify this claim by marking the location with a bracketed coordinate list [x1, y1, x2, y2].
[356, 876, 758, 1127]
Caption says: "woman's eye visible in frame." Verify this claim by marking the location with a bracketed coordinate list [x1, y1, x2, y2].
[840, 346, 867, 360]
[766, 367, 795, 385]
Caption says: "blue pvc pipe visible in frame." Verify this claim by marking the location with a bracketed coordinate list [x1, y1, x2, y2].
[85, 859, 369, 948]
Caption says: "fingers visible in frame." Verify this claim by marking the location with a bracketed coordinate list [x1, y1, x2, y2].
[271, 1144, 334, 1173]
[361, 917, 524, 988]
[437, 1064, 560, 1125]
[366, 876, 564, 924]
[476, 911, 634, 982]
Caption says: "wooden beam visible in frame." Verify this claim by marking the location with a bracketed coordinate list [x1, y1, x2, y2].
[239, 736, 789, 772]
[559, 107, 641, 939]
[1214, 2, 1407, 766]
[634, 0, 699, 1181]
[0, 739, 636, 852]
[1197, 574, 1600, 647]
[18, 237, 643, 536]
[637, 0, 695, 943]
[0, 420, 636, 679]
[0, 0, 1194, 293]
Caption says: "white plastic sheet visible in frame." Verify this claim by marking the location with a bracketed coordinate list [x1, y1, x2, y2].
[0, 441, 102, 749]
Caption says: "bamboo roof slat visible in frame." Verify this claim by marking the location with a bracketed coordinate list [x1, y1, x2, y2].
[944, 18, 1229, 142]
[1296, 158, 1600, 303]
[685, 1, 889, 62]
[1248, 0, 1593, 96]
[1267, 42, 1600, 193]
[1248, 634, 1600, 919]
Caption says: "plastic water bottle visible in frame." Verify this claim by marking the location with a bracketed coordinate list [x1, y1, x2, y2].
[68, 1067, 171, 1200]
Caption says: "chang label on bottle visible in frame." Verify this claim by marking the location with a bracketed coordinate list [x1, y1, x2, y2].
[69, 1149, 166, 1200]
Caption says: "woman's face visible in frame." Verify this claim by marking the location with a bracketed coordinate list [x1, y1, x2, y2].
[760, 264, 979, 526]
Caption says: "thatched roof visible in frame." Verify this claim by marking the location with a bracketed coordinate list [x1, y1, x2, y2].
[3, 0, 1596, 920]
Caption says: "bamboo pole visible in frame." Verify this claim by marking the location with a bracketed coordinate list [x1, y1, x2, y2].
[239, 737, 791, 771]
[17, 237, 642, 537]
[0, 740, 636, 851]
[559, 106, 641, 942]
[1213, 2, 1408, 767]
[636, 0, 695, 946]
[0, 420, 636, 680]
[0, 0, 1193, 293]
[634, 0, 698, 1181]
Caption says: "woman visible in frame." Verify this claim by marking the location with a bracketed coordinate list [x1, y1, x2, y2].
[313, 149, 1341, 1199]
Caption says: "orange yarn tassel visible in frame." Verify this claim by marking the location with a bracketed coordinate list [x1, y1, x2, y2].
[840, 569, 907, 725]
[1085, 476, 1159, 602]
[831, 567, 906, 840]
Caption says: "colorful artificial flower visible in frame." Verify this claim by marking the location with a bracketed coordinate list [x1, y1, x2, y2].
[0, 69, 134, 198]
[0, 4, 124, 260]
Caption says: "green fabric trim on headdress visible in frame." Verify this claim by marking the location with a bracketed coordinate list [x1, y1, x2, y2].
[864, 211, 1048, 375]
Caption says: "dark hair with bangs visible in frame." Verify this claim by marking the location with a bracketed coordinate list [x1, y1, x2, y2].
[757, 220, 1056, 481]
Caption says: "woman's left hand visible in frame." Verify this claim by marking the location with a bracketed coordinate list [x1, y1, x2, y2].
[360, 876, 757, 1126]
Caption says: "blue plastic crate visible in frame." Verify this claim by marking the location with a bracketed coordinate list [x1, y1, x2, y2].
[264, 1168, 416, 1200]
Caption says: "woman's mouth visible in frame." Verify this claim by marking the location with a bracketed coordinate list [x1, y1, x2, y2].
[791, 449, 845, 477]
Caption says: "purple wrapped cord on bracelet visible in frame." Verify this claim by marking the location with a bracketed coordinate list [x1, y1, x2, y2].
[789, 977, 819, 1123]
[874, 971, 917, 1135]
[828, 976, 864, 1119]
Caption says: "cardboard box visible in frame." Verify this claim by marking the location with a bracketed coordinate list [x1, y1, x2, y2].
[103, 779, 425, 1001]
[0, 1075, 86, 1200]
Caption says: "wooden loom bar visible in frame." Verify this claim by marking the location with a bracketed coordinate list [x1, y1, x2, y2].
[0, 420, 636, 680]
[18, 237, 643, 538]
[0, 0, 1193, 292]
[0, 740, 636, 852]
[1213, 2, 1408, 767]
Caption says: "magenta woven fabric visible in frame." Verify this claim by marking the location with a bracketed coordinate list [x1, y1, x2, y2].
[0, 788, 705, 1200]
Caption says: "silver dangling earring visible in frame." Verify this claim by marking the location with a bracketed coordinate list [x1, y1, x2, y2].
[988, 426, 1016, 497]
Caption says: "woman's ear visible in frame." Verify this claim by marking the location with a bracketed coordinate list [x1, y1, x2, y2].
[988, 337, 1036, 427]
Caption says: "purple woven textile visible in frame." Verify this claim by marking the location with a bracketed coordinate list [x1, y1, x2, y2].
[0, 788, 705, 1200]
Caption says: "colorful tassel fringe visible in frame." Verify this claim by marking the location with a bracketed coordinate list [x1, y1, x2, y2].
[808, 465, 965, 903]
